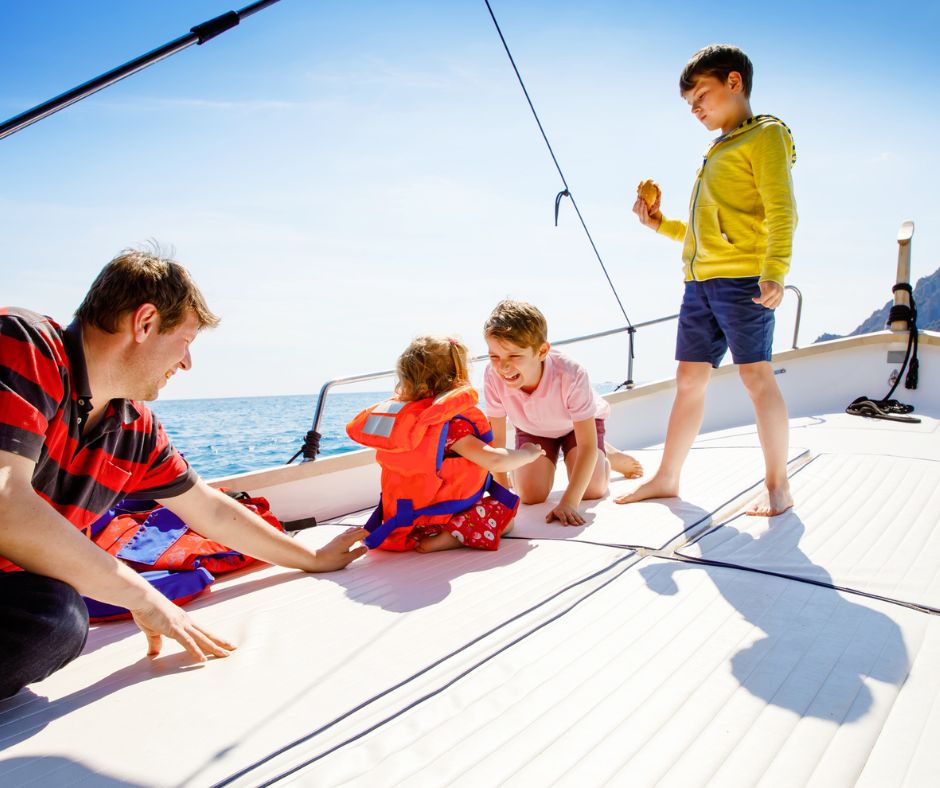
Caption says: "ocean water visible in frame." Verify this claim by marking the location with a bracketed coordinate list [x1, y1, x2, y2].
[153, 383, 621, 480]
[152, 391, 392, 479]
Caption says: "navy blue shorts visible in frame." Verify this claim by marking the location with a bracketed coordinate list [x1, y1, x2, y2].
[675, 277, 774, 367]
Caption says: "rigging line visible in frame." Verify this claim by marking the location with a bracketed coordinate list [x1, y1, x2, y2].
[0, 0, 282, 141]
[483, 0, 632, 328]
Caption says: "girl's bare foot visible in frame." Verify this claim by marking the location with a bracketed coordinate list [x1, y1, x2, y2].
[614, 474, 679, 505]
[607, 446, 644, 480]
[746, 484, 794, 517]
[415, 531, 463, 553]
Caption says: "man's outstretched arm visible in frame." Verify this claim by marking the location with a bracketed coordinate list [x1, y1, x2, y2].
[156, 479, 367, 573]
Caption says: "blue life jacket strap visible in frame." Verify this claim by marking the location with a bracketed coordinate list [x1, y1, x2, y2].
[363, 474, 520, 549]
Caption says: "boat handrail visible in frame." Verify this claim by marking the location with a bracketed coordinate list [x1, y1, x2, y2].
[786, 284, 803, 350]
[290, 285, 803, 463]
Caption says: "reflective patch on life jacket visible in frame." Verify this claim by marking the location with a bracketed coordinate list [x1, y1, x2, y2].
[363, 413, 395, 437]
[362, 399, 407, 437]
[375, 399, 407, 414]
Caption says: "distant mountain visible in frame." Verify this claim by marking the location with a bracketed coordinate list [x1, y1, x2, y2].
[816, 265, 940, 342]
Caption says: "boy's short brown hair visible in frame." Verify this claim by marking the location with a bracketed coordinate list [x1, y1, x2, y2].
[483, 299, 548, 351]
[680, 44, 753, 98]
[76, 247, 220, 334]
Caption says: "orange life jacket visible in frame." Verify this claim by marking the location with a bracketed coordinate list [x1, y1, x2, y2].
[346, 387, 517, 550]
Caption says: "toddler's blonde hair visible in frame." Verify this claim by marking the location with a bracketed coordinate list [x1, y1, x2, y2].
[396, 335, 471, 401]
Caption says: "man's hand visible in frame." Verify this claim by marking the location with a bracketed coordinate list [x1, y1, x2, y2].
[546, 500, 585, 526]
[633, 194, 662, 231]
[752, 280, 784, 309]
[309, 526, 368, 572]
[131, 593, 235, 663]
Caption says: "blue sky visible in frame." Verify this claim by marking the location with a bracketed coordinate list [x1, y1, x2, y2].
[2, 0, 938, 400]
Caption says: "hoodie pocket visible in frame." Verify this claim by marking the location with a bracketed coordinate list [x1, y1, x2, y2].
[695, 204, 736, 259]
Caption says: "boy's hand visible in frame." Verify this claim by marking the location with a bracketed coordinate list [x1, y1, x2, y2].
[546, 500, 585, 526]
[753, 281, 784, 309]
[633, 195, 662, 231]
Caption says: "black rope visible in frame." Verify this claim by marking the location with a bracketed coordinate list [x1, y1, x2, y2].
[287, 430, 321, 464]
[484, 0, 632, 328]
[845, 284, 920, 422]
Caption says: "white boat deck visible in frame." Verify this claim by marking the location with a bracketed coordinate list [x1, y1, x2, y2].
[3, 400, 939, 786]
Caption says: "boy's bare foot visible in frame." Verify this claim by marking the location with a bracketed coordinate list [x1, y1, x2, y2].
[746, 485, 794, 517]
[614, 475, 679, 505]
[605, 443, 644, 480]
[414, 531, 463, 553]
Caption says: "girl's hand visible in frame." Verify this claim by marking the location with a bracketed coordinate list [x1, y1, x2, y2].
[518, 442, 546, 464]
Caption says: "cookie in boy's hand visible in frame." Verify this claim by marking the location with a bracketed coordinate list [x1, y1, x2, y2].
[637, 179, 661, 210]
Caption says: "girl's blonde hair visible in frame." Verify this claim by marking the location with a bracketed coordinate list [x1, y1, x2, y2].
[396, 335, 471, 401]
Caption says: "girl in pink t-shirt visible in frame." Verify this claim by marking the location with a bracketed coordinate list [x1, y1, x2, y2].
[483, 300, 643, 525]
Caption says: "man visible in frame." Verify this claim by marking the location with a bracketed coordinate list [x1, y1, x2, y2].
[0, 248, 366, 699]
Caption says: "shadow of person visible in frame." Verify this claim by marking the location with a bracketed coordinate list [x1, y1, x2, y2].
[0, 653, 212, 751]
[0, 755, 145, 785]
[640, 513, 909, 723]
[324, 536, 537, 613]
[510, 493, 713, 551]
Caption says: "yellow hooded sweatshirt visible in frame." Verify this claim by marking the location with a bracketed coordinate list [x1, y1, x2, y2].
[657, 115, 797, 285]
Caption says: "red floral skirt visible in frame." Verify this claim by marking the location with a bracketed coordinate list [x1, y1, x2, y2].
[412, 495, 517, 551]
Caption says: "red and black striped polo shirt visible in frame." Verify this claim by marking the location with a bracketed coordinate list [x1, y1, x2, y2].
[0, 307, 196, 572]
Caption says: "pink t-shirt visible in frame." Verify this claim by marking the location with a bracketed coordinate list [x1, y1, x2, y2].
[483, 349, 610, 439]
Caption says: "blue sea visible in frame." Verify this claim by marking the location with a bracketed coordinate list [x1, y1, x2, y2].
[152, 392, 392, 479]
[152, 383, 621, 480]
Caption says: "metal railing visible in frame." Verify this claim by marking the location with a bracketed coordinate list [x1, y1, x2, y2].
[785, 285, 803, 351]
[293, 285, 804, 462]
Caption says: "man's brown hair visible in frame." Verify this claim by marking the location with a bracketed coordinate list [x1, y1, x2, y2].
[76, 247, 220, 333]
[680, 44, 753, 98]
[483, 299, 548, 351]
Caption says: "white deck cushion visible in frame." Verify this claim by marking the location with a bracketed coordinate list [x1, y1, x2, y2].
[677, 453, 940, 610]
[295, 559, 936, 788]
[510, 446, 807, 549]
[0, 531, 634, 787]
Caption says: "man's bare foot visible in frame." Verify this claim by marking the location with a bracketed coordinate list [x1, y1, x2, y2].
[414, 531, 463, 553]
[746, 485, 794, 517]
[614, 475, 679, 505]
[607, 447, 644, 480]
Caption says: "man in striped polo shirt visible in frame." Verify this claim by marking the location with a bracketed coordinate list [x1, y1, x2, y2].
[0, 249, 366, 699]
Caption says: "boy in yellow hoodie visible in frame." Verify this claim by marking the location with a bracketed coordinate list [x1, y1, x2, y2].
[619, 44, 796, 516]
